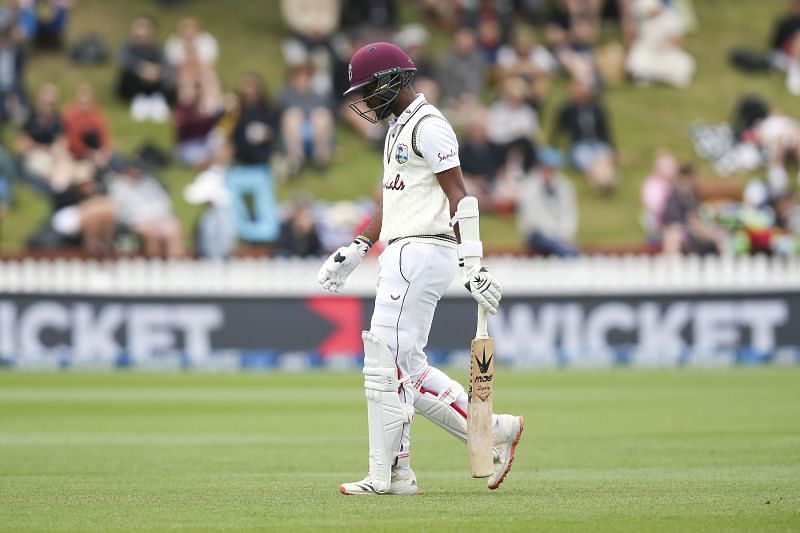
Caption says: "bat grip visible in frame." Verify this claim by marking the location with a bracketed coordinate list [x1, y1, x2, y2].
[476, 305, 489, 339]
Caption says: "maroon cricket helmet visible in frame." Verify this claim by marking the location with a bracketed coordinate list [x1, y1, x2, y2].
[344, 42, 416, 123]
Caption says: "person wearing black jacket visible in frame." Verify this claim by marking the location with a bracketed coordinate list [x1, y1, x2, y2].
[232, 73, 276, 165]
[550, 79, 616, 193]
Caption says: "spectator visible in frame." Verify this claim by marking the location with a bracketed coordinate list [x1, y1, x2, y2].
[495, 25, 558, 109]
[627, 0, 695, 88]
[227, 73, 280, 244]
[164, 18, 222, 116]
[281, 0, 340, 98]
[551, 79, 616, 192]
[755, 112, 800, 195]
[661, 163, 725, 255]
[0, 142, 18, 214]
[769, 0, 800, 92]
[517, 147, 579, 257]
[640, 149, 679, 245]
[277, 63, 334, 175]
[17, 83, 74, 192]
[462, 0, 513, 63]
[231, 73, 276, 165]
[486, 77, 538, 178]
[19, 0, 73, 49]
[277, 197, 322, 257]
[62, 84, 113, 169]
[0, 26, 27, 124]
[340, 0, 397, 33]
[49, 161, 116, 256]
[439, 26, 487, 108]
[334, 33, 387, 149]
[475, 14, 503, 65]
[173, 80, 221, 168]
[459, 110, 498, 210]
[183, 144, 236, 260]
[395, 24, 439, 104]
[545, 11, 602, 89]
[774, 192, 800, 254]
[108, 158, 184, 258]
[116, 15, 173, 122]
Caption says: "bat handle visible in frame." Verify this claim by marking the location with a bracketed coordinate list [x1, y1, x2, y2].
[476, 305, 489, 339]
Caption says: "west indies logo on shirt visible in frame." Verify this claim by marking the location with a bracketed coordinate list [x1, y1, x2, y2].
[395, 143, 409, 164]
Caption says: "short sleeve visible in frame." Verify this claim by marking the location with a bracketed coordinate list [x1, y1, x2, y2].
[416, 117, 460, 174]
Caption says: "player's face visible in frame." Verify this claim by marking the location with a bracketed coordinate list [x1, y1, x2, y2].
[360, 81, 384, 119]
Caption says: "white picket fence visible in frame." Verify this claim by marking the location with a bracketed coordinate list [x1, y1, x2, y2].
[0, 255, 798, 296]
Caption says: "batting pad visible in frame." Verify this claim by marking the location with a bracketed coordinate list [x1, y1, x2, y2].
[362, 331, 413, 493]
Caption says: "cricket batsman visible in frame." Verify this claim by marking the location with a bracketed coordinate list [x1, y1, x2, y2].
[317, 42, 523, 495]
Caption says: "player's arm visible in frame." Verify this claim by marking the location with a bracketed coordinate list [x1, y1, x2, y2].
[358, 198, 383, 245]
[317, 194, 382, 293]
[436, 168, 502, 315]
[435, 166, 467, 242]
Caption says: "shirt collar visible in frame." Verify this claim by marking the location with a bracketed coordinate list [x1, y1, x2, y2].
[389, 93, 427, 127]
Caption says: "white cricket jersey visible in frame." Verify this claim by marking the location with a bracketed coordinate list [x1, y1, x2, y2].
[379, 94, 460, 245]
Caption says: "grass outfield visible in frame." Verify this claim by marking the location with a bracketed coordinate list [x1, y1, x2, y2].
[0, 369, 798, 531]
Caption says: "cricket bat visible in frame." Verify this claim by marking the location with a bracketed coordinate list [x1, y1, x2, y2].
[468, 305, 494, 478]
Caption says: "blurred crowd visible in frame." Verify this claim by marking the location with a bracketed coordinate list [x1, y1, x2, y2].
[0, 0, 798, 260]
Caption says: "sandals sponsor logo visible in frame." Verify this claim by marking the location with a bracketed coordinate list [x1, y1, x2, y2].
[437, 148, 456, 162]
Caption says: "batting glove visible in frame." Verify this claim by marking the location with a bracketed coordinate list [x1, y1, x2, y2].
[317, 238, 371, 293]
[462, 265, 502, 314]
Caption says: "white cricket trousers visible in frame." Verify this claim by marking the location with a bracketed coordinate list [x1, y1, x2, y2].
[368, 239, 471, 463]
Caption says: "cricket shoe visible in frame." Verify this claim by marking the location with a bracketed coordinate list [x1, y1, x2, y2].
[488, 414, 524, 490]
[339, 469, 419, 496]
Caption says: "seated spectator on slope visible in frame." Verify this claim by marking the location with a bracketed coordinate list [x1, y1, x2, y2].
[640, 149, 679, 246]
[116, 15, 173, 122]
[17, 83, 74, 192]
[277, 63, 334, 175]
[48, 161, 116, 256]
[773, 191, 800, 255]
[460, 110, 498, 210]
[755, 112, 800, 195]
[395, 24, 439, 104]
[164, 17, 222, 117]
[62, 84, 113, 170]
[627, 0, 694, 88]
[517, 147, 579, 257]
[495, 25, 558, 110]
[462, 0, 513, 63]
[661, 163, 725, 256]
[0, 143, 17, 213]
[0, 26, 27, 124]
[281, 0, 340, 98]
[108, 158, 183, 258]
[340, 0, 397, 34]
[547, 14, 603, 89]
[769, 0, 800, 93]
[486, 77, 538, 176]
[231, 73, 276, 166]
[173, 80, 221, 168]
[19, 0, 73, 49]
[183, 144, 237, 260]
[439, 27, 487, 110]
[227, 73, 280, 244]
[551, 80, 616, 193]
[277, 197, 322, 258]
[333, 33, 388, 150]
